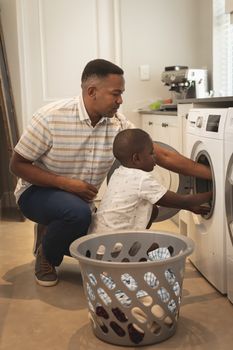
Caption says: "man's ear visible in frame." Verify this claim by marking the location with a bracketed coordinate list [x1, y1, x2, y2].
[87, 86, 96, 99]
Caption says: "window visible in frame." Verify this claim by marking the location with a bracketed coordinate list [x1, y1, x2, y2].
[213, 0, 233, 96]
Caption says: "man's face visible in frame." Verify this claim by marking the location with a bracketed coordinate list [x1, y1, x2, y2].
[94, 74, 125, 118]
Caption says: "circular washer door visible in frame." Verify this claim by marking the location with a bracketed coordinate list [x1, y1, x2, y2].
[190, 148, 215, 219]
[225, 153, 233, 245]
[107, 141, 191, 222]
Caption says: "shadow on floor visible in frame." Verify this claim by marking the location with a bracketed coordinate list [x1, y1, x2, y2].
[68, 315, 217, 350]
[0, 259, 86, 311]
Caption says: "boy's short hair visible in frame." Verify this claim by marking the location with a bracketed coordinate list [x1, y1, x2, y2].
[113, 128, 152, 163]
[81, 59, 124, 83]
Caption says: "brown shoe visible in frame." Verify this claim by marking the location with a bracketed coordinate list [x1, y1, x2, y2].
[35, 244, 58, 287]
[33, 223, 47, 257]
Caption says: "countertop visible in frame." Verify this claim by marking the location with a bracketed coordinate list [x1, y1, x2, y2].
[138, 109, 177, 116]
[177, 96, 233, 103]
[138, 96, 233, 115]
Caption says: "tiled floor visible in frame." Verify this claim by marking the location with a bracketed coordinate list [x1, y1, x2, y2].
[0, 218, 233, 350]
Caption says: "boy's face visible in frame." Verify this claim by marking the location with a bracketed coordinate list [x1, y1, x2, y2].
[138, 139, 156, 172]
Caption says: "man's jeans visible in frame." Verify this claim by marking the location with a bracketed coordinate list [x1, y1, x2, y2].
[18, 186, 91, 266]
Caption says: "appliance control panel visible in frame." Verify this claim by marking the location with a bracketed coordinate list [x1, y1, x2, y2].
[187, 108, 228, 139]
[206, 114, 221, 132]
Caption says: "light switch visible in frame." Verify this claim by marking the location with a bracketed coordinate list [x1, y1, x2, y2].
[139, 64, 150, 80]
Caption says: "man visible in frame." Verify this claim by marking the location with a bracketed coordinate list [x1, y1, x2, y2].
[10, 59, 211, 287]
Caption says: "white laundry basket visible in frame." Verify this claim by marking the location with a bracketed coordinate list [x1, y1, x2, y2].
[70, 230, 194, 347]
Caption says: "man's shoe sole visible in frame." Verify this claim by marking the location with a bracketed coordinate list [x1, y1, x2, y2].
[35, 276, 58, 287]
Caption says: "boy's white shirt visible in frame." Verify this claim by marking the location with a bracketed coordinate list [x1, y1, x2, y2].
[89, 165, 167, 234]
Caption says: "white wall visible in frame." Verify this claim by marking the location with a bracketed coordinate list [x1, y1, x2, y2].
[0, 0, 212, 132]
[120, 0, 213, 126]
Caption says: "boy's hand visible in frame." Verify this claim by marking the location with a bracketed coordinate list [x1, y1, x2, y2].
[191, 205, 211, 215]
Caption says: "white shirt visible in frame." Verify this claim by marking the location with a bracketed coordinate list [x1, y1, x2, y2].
[89, 165, 167, 233]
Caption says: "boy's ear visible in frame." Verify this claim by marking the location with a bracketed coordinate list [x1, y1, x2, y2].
[132, 152, 140, 164]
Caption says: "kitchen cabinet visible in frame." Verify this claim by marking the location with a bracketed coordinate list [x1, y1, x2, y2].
[141, 113, 180, 152]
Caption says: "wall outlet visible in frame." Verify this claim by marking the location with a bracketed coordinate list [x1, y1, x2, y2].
[139, 64, 150, 80]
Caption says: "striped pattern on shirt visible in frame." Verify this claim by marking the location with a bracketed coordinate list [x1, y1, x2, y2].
[14, 95, 134, 202]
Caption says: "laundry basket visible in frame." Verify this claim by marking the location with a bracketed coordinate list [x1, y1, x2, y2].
[70, 230, 194, 347]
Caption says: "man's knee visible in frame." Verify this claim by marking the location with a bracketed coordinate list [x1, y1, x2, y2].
[65, 203, 92, 230]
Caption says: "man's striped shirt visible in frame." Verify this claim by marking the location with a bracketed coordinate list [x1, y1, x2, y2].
[14, 95, 134, 202]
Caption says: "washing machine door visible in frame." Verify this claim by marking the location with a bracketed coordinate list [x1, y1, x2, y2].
[225, 153, 233, 245]
[107, 141, 191, 222]
[190, 149, 215, 218]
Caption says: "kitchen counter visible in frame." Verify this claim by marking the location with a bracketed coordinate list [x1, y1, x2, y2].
[138, 109, 177, 116]
[178, 96, 233, 107]
[138, 96, 233, 116]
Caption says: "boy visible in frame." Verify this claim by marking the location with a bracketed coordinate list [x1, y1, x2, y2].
[89, 129, 212, 233]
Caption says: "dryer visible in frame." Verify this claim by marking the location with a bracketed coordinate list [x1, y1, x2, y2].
[186, 108, 227, 294]
[224, 108, 233, 303]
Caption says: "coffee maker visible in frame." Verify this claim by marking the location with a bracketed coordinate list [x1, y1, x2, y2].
[161, 66, 208, 103]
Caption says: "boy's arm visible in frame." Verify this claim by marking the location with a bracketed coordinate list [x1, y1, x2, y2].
[156, 190, 212, 214]
[154, 143, 212, 180]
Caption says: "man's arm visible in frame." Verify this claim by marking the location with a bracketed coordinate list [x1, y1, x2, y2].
[10, 151, 98, 201]
[154, 143, 212, 180]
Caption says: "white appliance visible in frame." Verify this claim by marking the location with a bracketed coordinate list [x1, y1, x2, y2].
[186, 108, 227, 293]
[224, 108, 233, 303]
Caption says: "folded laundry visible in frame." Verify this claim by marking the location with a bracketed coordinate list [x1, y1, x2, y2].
[148, 247, 171, 261]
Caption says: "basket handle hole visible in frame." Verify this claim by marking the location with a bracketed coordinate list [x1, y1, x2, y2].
[110, 321, 126, 337]
[128, 241, 141, 256]
[96, 305, 109, 319]
[147, 242, 159, 255]
[164, 316, 174, 328]
[100, 272, 116, 290]
[111, 307, 128, 322]
[136, 290, 153, 307]
[96, 245, 106, 260]
[131, 307, 147, 323]
[151, 304, 165, 319]
[96, 317, 109, 333]
[147, 321, 161, 335]
[168, 245, 174, 255]
[111, 242, 123, 258]
[121, 257, 130, 262]
[85, 250, 91, 258]
[121, 273, 138, 291]
[128, 323, 145, 344]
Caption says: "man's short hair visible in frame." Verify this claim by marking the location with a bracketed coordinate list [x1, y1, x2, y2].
[81, 59, 124, 83]
[113, 129, 152, 164]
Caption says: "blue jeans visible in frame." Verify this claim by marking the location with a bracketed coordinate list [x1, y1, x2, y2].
[18, 186, 92, 266]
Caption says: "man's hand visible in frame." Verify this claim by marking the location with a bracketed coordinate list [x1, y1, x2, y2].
[10, 152, 98, 202]
[60, 178, 98, 202]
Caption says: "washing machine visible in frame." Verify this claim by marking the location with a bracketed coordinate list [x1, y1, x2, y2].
[186, 108, 227, 294]
[224, 108, 233, 303]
